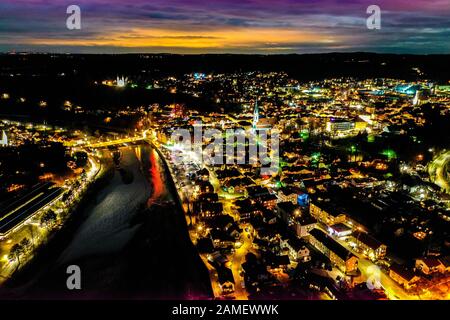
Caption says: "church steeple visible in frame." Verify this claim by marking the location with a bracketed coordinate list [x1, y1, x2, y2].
[252, 97, 259, 131]
[0, 130, 8, 146]
[413, 90, 420, 106]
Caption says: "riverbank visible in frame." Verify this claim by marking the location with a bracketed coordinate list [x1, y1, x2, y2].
[0, 155, 115, 297]
[1, 144, 212, 299]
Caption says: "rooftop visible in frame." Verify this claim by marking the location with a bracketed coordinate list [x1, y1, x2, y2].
[353, 231, 384, 250]
[390, 263, 418, 282]
[309, 228, 355, 261]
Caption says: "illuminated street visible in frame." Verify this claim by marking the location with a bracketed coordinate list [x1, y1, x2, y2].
[230, 225, 254, 300]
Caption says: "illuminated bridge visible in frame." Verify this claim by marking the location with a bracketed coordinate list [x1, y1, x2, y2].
[82, 136, 146, 149]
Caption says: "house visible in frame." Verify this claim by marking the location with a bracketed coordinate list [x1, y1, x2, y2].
[276, 201, 299, 224]
[197, 168, 210, 181]
[247, 186, 271, 198]
[310, 201, 346, 226]
[351, 283, 388, 300]
[280, 235, 311, 262]
[253, 238, 269, 250]
[207, 213, 234, 230]
[277, 187, 299, 204]
[226, 223, 241, 239]
[266, 254, 291, 271]
[217, 267, 235, 295]
[262, 210, 277, 224]
[207, 251, 229, 267]
[236, 199, 261, 221]
[415, 258, 445, 275]
[276, 200, 316, 237]
[389, 263, 420, 289]
[197, 192, 219, 202]
[223, 177, 254, 195]
[254, 223, 279, 243]
[209, 229, 235, 248]
[353, 231, 387, 260]
[242, 257, 272, 286]
[294, 214, 317, 238]
[297, 192, 310, 207]
[259, 194, 278, 209]
[308, 228, 358, 275]
[237, 207, 257, 221]
[438, 256, 450, 273]
[216, 167, 242, 180]
[199, 202, 223, 219]
[195, 181, 214, 194]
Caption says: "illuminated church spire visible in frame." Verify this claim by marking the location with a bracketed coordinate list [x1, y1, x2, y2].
[0, 130, 8, 146]
[413, 90, 420, 106]
[252, 97, 259, 131]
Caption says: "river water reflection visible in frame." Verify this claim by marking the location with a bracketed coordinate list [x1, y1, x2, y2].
[4, 144, 212, 299]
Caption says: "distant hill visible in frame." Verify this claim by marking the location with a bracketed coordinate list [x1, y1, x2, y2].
[1, 52, 449, 81]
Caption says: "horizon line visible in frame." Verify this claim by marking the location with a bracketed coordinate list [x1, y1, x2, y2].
[2, 51, 450, 56]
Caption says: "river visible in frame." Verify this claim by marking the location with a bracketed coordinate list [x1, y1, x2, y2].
[1, 144, 213, 299]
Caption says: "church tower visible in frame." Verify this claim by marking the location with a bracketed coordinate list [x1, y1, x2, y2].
[413, 90, 420, 106]
[252, 98, 259, 132]
[0, 130, 8, 146]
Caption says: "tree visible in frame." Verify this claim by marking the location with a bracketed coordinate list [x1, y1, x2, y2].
[41, 210, 58, 229]
[9, 243, 24, 267]
[20, 238, 31, 251]
[74, 151, 88, 167]
[40, 215, 48, 227]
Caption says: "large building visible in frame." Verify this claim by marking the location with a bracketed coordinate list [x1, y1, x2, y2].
[352, 231, 387, 261]
[389, 264, 420, 290]
[308, 228, 358, 275]
[309, 202, 346, 226]
[295, 215, 317, 238]
[328, 223, 352, 238]
[415, 258, 446, 275]
[325, 119, 355, 133]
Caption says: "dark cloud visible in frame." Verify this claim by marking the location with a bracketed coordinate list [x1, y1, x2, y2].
[0, 0, 449, 53]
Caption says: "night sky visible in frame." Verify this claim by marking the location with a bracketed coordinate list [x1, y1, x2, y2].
[0, 0, 449, 54]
